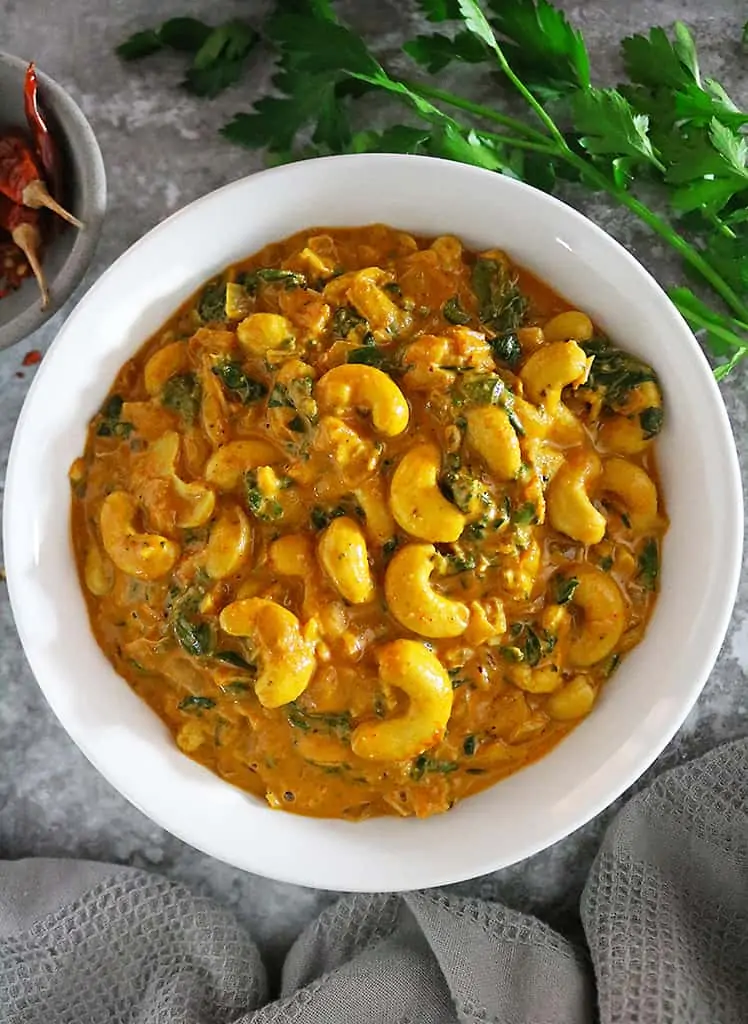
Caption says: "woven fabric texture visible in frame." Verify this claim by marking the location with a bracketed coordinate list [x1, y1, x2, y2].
[3, 738, 748, 1024]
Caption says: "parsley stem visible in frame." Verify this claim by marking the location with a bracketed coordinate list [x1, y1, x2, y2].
[404, 81, 550, 144]
[714, 347, 748, 379]
[479, 130, 558, 156]
[707, 213, 738, 241]
[482, 39, 568, 149]
[567, 156, 748, 324]
[672, 301, 748, 350]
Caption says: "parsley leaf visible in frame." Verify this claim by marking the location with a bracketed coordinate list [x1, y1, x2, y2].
[184, 20, 257, 97]
[622, 24, 699, 91]
[573, 88, 664, 171]
[487, 0, 590, 96]
[404, 30, 486, 73]
[416, 0, 462, 21]
[117, 17, 255, 97]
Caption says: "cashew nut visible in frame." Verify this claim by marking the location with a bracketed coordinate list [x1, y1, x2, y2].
[268, 534, 314, 576]
[465, 406, 522, 481]
[200, 358, 230, 448]
[205, 505, 251, 579]
[205, 440, 283, 491]
[402, 328, 494, 391]
[507, 664, 563, 694]
[219, 598, 317, 708]
[600, 457, 659, 531]
[100, 491, 180, 580]
[546, 676, 596, 720]
[317, 516, 375, 604]
[134, 432, 215, 529]
[354, 478, 396, 544]
[520, 340, 591, 414]
[314, 416, 378, 480]
[347, 268, 412, 335]
[385, 543, 470, 638]
[567, 566, 626, 667]
[547, 450, 606, 545]
[542, 310, 594, 344]
[599, 415, 653, 455]
[390, 443, 466, 542]
[316, 365, 409, 437]
[350, 640, 453, 761]
[237, 312, 295, 355]
[84, 540, 114, 596]
[144, 342, 189, 396]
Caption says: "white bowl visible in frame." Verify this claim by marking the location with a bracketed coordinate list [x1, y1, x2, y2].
[3, 155, 743, 892]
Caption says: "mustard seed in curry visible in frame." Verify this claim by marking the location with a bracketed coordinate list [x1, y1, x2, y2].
[69, 225, 667, 819]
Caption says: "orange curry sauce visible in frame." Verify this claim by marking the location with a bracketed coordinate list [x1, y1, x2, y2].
[70, 225, 667, 819]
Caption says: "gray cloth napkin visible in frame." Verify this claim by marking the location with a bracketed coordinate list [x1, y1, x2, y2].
[2, 737, 748, 1024]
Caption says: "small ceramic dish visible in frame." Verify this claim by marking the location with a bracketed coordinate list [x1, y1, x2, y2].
[0, 51, 106, 351]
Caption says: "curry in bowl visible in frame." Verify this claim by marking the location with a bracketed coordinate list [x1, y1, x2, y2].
[69, 224, 666, 820]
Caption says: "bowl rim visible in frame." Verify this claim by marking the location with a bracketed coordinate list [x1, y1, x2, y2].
[4, 153, 743, 891]
[0, 50, 107, 351]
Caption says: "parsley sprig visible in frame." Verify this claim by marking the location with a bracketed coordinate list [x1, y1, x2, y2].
[118, 0, 748, 376]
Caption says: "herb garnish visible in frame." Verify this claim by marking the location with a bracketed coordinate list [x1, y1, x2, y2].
[118, 2, 748, 377]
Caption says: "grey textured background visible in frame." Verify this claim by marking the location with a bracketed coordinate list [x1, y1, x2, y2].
[0, 0, 746, 969]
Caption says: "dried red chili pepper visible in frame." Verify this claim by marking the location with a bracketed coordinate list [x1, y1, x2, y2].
[0, 195, 49, 308]
[23, 63, 62, 201]
[0, 131, 81, 228]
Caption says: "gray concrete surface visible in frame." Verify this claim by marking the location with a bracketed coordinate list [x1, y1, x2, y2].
[0, 0, 746, 968]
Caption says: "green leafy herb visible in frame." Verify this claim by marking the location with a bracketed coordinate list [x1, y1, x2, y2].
[463, 734, 477, 756]
[240, 267, 307, 293]
[197, 280, 227, 322]
[244, 469, 284, 522]
[504, 621, 544, 666]
[347, 346, 388, 368]
[332, 306, 367, 337]
[443, 295, 472, 325]
[310, 496, 365, 530]
[117, 17, 212, 60]
[638, 538, 660, 590]
[583, 340, 658, 410]
[178, 695, 216, 711]
[599, 554, 614, 572]
[215, 650, 255, 671]
[211, 361, 267, 404]
[118, 2, 748, 377]
[347, 345, 401, 373]
[174, 616, 214, 657]
[471, 258, 527, 364]
[553, 574, 579, 604]
[162, 373, 201, 424]
[640, 406, 664, 439]
[117, 17, 256, 98]
[410, 755, 459, 780]
[445, 552, 477, 573]
[96, 395, 134, 439]
[512, 501, 537, 525]
[287, 705, 352, 737]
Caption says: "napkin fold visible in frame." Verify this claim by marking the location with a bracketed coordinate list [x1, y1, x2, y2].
[2, 737, 747, 1024]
